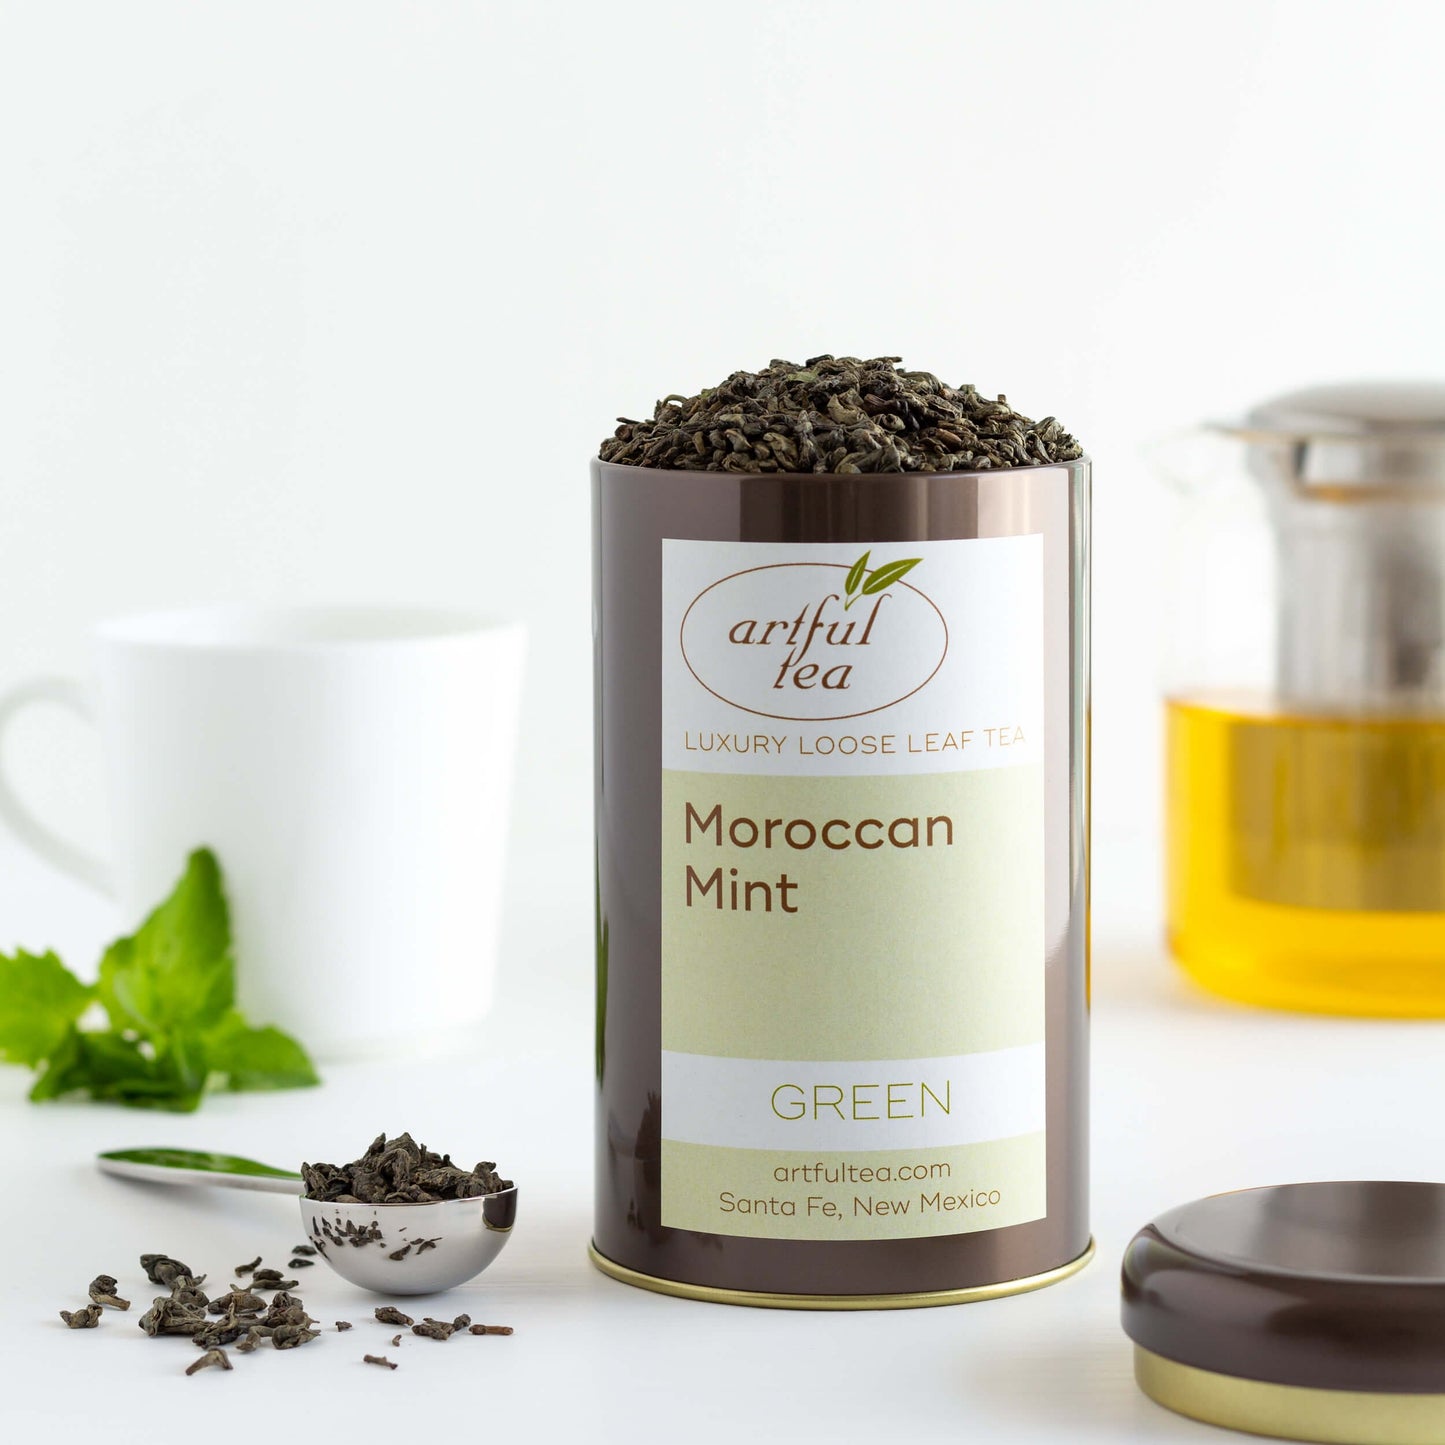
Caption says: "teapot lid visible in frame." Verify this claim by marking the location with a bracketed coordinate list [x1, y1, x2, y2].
[1216, 381, 1445, 496]
[1246, 381, 1445, 437]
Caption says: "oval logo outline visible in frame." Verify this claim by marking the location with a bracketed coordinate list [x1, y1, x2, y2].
[679, 561, 949, 722]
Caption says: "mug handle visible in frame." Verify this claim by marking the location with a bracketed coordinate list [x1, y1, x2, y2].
[0, 676, 111, 894]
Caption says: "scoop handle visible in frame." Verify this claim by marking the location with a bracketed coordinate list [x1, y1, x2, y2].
[97, 1147, 303, 1195]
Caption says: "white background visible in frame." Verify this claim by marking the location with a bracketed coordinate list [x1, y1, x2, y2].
[2, 3, 1444, 1441]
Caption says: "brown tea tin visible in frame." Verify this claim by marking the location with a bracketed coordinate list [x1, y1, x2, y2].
[1124, 1181, 1445, 1444]
[592, 458, 1091, 1307]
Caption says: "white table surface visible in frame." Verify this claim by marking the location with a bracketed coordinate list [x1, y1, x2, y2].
[4, 836, 1444, 1445]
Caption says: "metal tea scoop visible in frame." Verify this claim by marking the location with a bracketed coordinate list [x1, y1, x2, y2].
[97, 1147, 517, 1295]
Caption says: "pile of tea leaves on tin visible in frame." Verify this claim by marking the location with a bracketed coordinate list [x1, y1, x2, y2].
[301, 1131, 511, 1204]
[599, 355, 1083, 474]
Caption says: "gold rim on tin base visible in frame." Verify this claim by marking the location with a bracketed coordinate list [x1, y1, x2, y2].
[588, 1236, 1094, 1310]
[1135, 1347, 1445, 1445]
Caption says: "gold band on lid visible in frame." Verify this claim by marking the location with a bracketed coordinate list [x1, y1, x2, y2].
[588, 1237, 1094, 1310]
[1135, 1347, 1445, 1445]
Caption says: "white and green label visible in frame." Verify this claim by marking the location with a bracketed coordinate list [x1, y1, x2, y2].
[661, 536, 1045, 1242]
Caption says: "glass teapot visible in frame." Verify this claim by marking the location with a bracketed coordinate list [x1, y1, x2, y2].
[1163, 382, 1445, 1015]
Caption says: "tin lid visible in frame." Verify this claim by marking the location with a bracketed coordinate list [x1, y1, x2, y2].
[1122, 1182, 1445, 1444]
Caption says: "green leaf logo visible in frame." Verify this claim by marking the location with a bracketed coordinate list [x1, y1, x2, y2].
[843, 553, 922, 609]
[844, 551, 871, 603]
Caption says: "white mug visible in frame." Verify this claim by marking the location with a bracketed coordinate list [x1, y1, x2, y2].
[0, 605, 526, 1058]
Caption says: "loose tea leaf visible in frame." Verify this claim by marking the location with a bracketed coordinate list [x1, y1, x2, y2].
[140, 1254, 196, 1287]
[207, 1287, 262, 1316]
[262, 1293, 312, 1327]
[185, 1348, 232, 1375]
[192, 1319, 247, 1349]
[88, 1275, 130, 1310]
[364, 1354, 398, 1370]
[302, 1131, 511, 1204]
[412, 1318, 454, 1341]
[250, 1269, 297, 1290]
[390, 1333, 402, 1347]
[234, 1255, 262, 1276]
[169, 1278, 210, 1312]
[59, 1305, 103, 1329]
[599, 356, 1084, 474]
[287, 1258, 314, 1269]
[335, 1321, 352, 1332]
[374, 1307, 413, 1327]
[139, 1298, 207, 1337]
[291, 1244, 317, 1257]
[6, 851, 319, 1111]
[271, 1324, 319, 1349]
[469, 1324, 514, 1336]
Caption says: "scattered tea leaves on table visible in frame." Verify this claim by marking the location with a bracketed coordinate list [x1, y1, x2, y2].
[4, 850, 318, 1111]
[50, 1240, 515, 1379]
[88, 1275, 130, 1310]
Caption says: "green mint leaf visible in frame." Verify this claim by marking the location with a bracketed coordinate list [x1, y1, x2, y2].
[28, 1027, 202, 1110]
[97, 848, 234, 1037]
[844, 551, 870, 596]
[0, 949, 92, 1067]
[203, 1011, 319, 1092]
[26, 1024, 86, 1100]
[861, 557, 923, 595]
[21, 849, 319, 1110]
